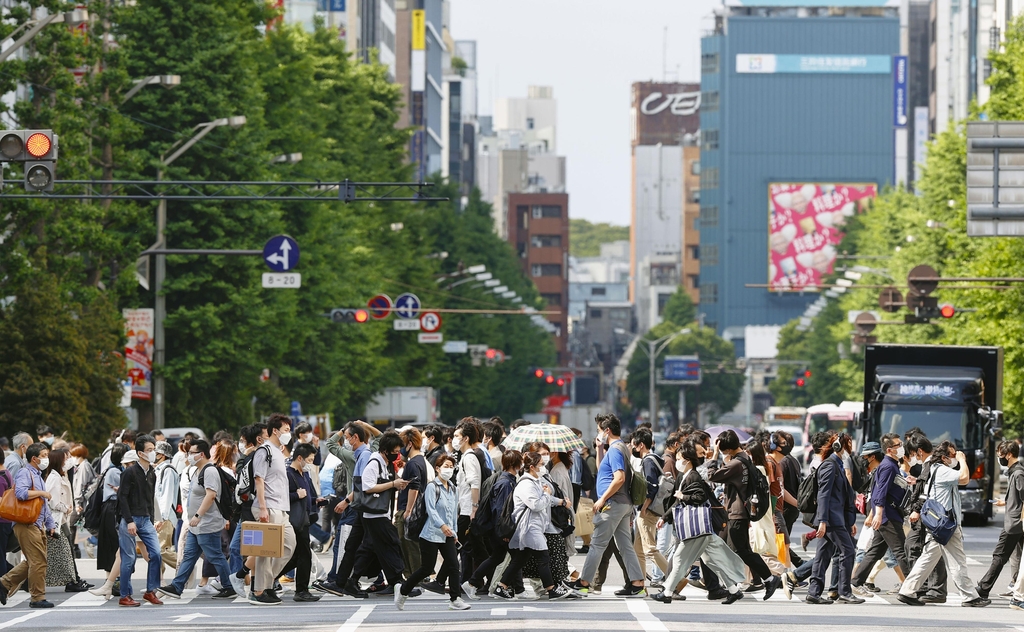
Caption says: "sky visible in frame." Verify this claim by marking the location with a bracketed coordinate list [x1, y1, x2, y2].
[451, 0, 720, 226]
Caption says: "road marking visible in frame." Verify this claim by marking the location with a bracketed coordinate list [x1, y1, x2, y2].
[172, 612, 210, 623]
[336, 604, 374, 632]
[0, 612, 46, 629]
[491, 605, 546, 616]
[625, 599, 668, 632]
[57, 592, 110, 607]
[0, 592, 29, 610]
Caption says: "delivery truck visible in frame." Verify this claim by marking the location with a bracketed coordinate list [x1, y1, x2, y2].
[857, 344, 1003, 522]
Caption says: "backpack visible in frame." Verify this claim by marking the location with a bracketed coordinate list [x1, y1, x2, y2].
[547, 478, 575, 536]
[82, 466, 115, 533]
[650, 471, 676, 517]
[850, 452, 870, 494]
[198, 464, 239, 520]
[471, 448, 493, 486]
[332, 460, 349, 499]
[797, 465, 819, 520]
[614, 442, 647, 506]
[579, 452, 595, 493]
[471, 470, 503, 533]
[404, 479, 443, 540]
[495, 480, 523, 541]
[736, 453, 771, 522]
[235, 445, 272, 507]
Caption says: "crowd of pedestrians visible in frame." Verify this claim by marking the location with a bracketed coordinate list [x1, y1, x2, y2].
[0, 415, 1018, 614]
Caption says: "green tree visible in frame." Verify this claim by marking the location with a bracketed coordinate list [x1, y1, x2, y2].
[568, 219, 629, 257]
[661, 287, 696, 327]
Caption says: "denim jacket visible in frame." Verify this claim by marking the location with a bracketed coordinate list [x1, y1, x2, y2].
[419, 477, 458, 544]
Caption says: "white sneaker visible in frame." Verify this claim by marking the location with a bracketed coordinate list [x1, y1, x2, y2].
[209, 578, 223, 591]
[394, 584, 407, 611]
[229, 575, 246, 598]
[461, 582, 480, 600]
[196, 584, 217, 596]
[449, 597, 471, 610]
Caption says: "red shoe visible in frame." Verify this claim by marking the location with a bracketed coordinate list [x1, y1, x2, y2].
[142, 591, 164, 605]
[119, 596, 140, 607]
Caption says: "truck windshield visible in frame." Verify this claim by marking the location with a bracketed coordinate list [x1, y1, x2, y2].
[808, 413, 848, 436]
[877, 404, 976, 448]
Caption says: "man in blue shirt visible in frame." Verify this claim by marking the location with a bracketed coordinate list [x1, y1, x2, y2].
[574, 415, 645, 597]
[0, 442, 57, 608]
[852, 433, 911, 591]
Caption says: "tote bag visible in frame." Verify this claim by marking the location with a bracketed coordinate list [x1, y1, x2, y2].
[673, 502, 715, 541]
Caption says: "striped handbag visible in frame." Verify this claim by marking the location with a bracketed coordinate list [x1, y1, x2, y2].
[673, 502, 715, 541]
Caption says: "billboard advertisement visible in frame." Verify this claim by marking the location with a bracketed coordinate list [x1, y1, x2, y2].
[631, 82, 701, 147]
[124, 308, 154, 401]
[768, 183, 877, 291]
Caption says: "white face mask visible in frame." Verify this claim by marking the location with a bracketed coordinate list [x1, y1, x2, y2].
[439, 467, 455, 481]
[452, 437, 463, 451]
[300, 434, 312, 444]
[144, 450, 157, 463]
[42, 437, 54, 446]
[63, 459, 74, 472]
[541, 455, 550, 466]
[343, 438, 353, 451]
[238, 441, 248, 452]
[909, 455, 919, 466]
[894, 446, 905, 460]
[279, 432, 292, 445]
[38, 458, 49, 471]
[421, 438, 429, 452]
[538, 466, 548, 477]
[187, 454, 199, 466]
[676, 457, 686, 471]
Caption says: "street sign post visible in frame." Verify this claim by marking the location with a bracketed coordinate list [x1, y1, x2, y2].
[367, 294, 393, 320]
[967, 121, 1024, 236]
[263, 235, 300, 271]
[262, 272, 301, 288]
[442, 340, 468, 353]
[419, 311, 442, 333]
[418, 333, 443, 344]
[394, 319, 420, 331]
[660, 356, 702, 385]
[394, 293, 421, 319]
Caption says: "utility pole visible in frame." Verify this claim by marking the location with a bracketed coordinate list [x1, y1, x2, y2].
[636, 328, 690, 430]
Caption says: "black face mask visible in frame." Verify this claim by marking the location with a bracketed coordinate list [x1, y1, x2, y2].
[631, 448, 642, 459]
[400, 447, 409, 458]
[694, 456, 706, 466]
[999, 457, 1009, 468]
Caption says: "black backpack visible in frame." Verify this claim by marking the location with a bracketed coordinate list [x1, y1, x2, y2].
[850, 452, 870, 493]
[495, 480, 522, 541]
[471, 448, 493, 486]
[471, 470, 502, 533]
[548, 478, 574, 536]
[235, 445, 272, 507]
[198, 464, 239, 520]
[404, 479, 443, 540]
[736, 453, 771, 522]
[797, 465, 819, 521]
[83, 466, 115, 533]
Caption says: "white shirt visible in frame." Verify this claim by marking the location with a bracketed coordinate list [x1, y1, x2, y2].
[457, 450, 482, 516]
[361, 452, 394, 520]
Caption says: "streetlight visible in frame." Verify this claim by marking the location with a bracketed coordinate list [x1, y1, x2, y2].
[270, 152, 303, 165]
[122, 75, 181, 104]
[152, 115, 247, 430]
[0, 9, 90, 64]
[635, 327, 691, 429]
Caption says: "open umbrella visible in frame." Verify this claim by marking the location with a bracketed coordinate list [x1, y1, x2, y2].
[502, 424, 586, 453]
[703, 425, 751, 443]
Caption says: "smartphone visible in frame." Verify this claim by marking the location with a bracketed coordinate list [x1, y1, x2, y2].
[989, 500, 1000, 504]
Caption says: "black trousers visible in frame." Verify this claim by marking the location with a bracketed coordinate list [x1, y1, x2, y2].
[852, 520, 910, 586]
[808, 526, 855, 599]
[351, 517, 405, 586]
[726, 519, 771, 581]
[906, 520, 947, 596]
[502, 547, 551, 591]
[977, 528, 1024, 596]
[469, 533, 513, 590]
[333, 513, 365, 582]
[783, 505, 803, 565]
[278, 524, 311, 592]
[572, 484, 582, 512]
[403, 537, 461, 601]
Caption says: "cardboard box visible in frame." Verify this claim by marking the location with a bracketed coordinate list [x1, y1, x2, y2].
[240, 521, 285, 557]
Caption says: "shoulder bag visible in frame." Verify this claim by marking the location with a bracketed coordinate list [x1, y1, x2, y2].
[0, 474, 43, 524]
[920, 469, 957, 546]
[355, 454, 393, 516]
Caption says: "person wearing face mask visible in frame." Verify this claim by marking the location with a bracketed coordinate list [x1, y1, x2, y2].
[465, 450, 525, 598]
[514, 443, 574, 597]
[0, 443, 58, 608]
[897, 441, 990, 607]
[396, 427, 430, 582]
[271, 442, 322, 603]
[977, 440, 1024, 602]
[115, 435, 163, 607]
[421, 426, 445, 467]
[630, 428, 668, 582]
[4, 433, 31, 479]
[152, 441, 180, 579]
[452, 419, 492, 587]
[851, 433, 912, 593]
[494, 451, 577, 601]
[66, 445, 95, 561]
[249, 415, 298, 606]
[653, 438, 746, 604]
[36, 426, 55, 448]
[901, 434, 945, 602]
[396, 454, 470, 611]
[41, 448, 87, 593]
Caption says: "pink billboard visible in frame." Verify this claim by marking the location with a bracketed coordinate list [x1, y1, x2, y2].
[768, 183, 877, 291]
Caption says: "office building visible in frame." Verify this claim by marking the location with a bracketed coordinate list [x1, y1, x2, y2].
[630, 81, 701, 333]
[395, 0, 445, 179]
[442, 40, 478, 193]
[699, 2, 898, 354]
[506, 192, 570, 364]
[569, 240, 630, 285]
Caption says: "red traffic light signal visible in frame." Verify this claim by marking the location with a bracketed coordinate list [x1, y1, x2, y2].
[354, 309, 369, 323]
[545, 375, 554, 384]
[485, 348, 497, 360]
[534, 368, 544, 378]
[804, 370, 812, 378]
[556, 378, 565, 387]
[26, 133, 52, 158]
[940, 304, 956, 319]
[796, 378, 806, 387]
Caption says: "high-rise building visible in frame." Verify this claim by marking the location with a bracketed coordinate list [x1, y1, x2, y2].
[507, 193, 570, 365]
[630, 81, 701, 333]
[395, 0, 445, 179]
[699, 3, 898, 353]
[442, 40, 478, 193]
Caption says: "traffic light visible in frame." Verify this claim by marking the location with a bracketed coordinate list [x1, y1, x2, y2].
[533, 368, 544, 379]
[796, 377, 806, 387]
[556, 377, 565, 387]
[0, 130, 58, 192]
[545, 374, 554, 384]
[330, 308, 369, 323]
[940, 304, 956, 319]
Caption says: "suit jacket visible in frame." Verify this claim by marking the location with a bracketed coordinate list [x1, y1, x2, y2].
[814, 453, 856, 529]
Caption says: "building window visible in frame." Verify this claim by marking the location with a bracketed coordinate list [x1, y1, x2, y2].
[589, 309, 603, 319]
[688, 274, 700, 289]
[531, 205, 562, 219]
[541, 293, 562, 306]
[657, 292, 672, 315]
[650, 264, 678, 286]
[690, 189, 701, 204]
[530, 234, 562, 248]
[689, 245, 700, 261]
[701, 205, 719, 228]
[702, 244, 718, 266]
[701, 91, 719, 112]
[702, 129, 719, 151]
[701, 53, 719, 73]
[532, 264, 562, 277]
[700, 167, 718, 190]
[691, 161, 701, 175]
[527, 117, 535, 130]
[702, 283, 718, 304]
[591, 286, 606, 296]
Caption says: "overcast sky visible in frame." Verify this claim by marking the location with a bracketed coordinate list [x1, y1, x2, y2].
[451, 0, 720, 226]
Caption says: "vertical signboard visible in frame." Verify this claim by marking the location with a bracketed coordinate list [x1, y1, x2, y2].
[124, 308, 154, 400]
[768, 184, 878, 291]
[893, 56, 908, 127]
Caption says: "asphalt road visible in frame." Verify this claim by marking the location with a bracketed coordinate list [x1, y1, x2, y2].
[1, 523, 1020, 632]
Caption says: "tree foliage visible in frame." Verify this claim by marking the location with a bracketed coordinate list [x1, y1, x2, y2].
[568, 218, 629, 257]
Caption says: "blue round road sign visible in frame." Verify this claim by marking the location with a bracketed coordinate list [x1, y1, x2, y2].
[367, 294, 393, 320]
[263, 235, 300, 272]
[394, 293, 421, 319]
